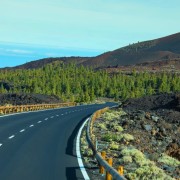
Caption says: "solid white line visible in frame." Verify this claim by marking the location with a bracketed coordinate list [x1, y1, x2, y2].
[29, 124, 34, 127]
[37, 121, 42, 123]
[9, 135, 15, 139]
[0, 143, 2, 147]
[20, 129, 25, 133]
[76, 118, 90, 180]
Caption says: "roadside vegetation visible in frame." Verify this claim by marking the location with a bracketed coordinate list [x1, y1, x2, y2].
[90, 108, 180, 179]
[0, 61, 179, 103]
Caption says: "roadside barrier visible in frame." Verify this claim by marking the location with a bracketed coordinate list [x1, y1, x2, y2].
[0, 102, 76, 115]
[87, 107, 127, 180]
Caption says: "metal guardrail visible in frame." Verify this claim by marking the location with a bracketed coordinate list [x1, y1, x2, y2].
[86, 107, 127, 180]
[0, 102, 76, 115]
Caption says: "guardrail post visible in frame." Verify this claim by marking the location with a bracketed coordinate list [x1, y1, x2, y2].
[4, 108, 7, 114]
[95, 138, 98, 151]
[0, 109, 3, 115]
[100, 151, 106, 174]
[106, 158, 113, 180]
[117, 166, 124, 176]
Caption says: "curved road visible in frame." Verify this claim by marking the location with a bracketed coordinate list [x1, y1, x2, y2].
[0, 102, 116, 180]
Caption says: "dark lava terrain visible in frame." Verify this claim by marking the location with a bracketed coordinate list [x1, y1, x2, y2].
[0, 93, 62, 106]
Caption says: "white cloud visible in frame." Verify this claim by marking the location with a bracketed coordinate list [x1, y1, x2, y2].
[5, 49, 33, 54]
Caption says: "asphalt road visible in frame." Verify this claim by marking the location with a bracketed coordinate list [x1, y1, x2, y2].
[0, 102, 116, 180]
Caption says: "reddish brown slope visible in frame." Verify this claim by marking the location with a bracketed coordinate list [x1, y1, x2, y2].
[81, 32, 180, 67]
[6, 57, 89, 70]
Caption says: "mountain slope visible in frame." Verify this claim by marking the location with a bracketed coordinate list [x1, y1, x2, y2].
[9, 57, 89, 69]
[2, 32, 180, 69]
[81, 32, 180, 67]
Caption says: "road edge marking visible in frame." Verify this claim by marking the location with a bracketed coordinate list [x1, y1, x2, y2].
[76, 118, 90, 180]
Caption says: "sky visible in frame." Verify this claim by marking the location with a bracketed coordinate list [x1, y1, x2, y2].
[0, 0, 179, 68]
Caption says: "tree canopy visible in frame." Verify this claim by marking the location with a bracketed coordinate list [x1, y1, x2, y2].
[0, 62, 179, 102]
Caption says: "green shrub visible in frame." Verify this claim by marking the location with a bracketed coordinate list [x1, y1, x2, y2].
[121, 147, 174, 180]
[122, 155, 133, 163]
[108, 123, 124, 132]
[102, 133, 113, 142]
[133, 165, 173, 180]
[102, 109, 125, 121]
[84, 148, 93, 157]
[102, 133, 122, 142]
[121, 147, 146, 165]
[158, 153, 180, 167]
[114, 125, 124, 132]
[102, 133, 134, 143]
[109, 142, 119, 150]
[122, 133, 134, 141]
[96, 123, 107, 130]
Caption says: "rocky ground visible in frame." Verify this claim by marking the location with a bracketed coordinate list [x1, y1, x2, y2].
[81, 93, 180, 180]
[0, 93, 62, 106]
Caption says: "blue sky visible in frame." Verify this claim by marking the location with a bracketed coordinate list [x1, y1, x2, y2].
[0, 0, 179, 67]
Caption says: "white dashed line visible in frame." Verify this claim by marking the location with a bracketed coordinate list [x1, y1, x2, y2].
[61, 114, 64, 115]
[37, 121, 42, 123]
[29, 124, 34, 127]
[56, 115, 59, 117]
[51, 116, 54, 118]
[45, 118, 48, 120]
[20, 129, 25, 133]
[9, 135, 15, 139]
[0, 143, 2, 147]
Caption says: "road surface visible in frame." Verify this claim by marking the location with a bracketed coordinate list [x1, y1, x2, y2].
[0, 102, 116, 180]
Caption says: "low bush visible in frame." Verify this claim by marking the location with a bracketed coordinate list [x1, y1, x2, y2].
[158, 153, 180, 167]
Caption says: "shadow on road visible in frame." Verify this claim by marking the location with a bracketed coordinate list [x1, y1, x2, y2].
[65, 114, 92, 180]
[66, 167, 85, 180]
[65, 114, 91, 158]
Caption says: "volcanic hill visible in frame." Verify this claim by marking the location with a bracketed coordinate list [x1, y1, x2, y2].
[3, 32, 180, 70]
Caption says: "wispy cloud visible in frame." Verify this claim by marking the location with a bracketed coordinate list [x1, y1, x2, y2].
[0, 0, 179, 51]
[5, 49, 33, 54]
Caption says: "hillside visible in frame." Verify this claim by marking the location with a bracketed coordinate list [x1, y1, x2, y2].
[101, 58, 180, 73]
[7, 57, 89, 70]
[81, 32, 180, 67]
[2, 32, 180, 70]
